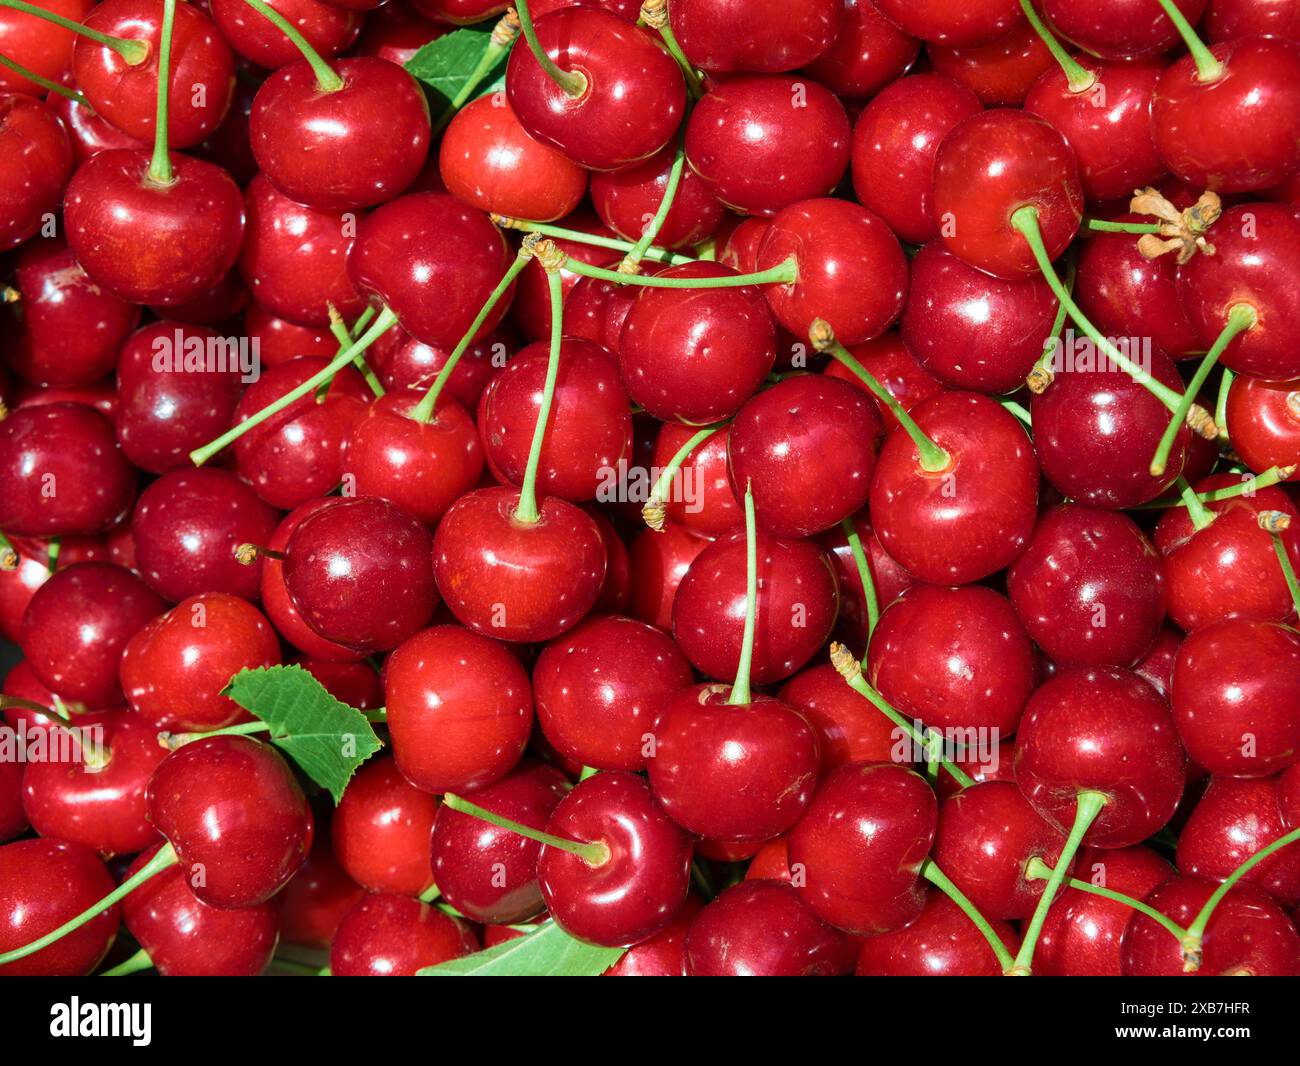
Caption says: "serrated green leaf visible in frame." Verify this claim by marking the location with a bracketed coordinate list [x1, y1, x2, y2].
[418, 921, 625, 977]
[222, 665, 383, 804]
[405, 26, 510, 111]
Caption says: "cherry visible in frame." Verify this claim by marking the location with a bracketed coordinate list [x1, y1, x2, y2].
[626, 522, 710, 630]
[250, 56, 430, 211]
[901, 241, 1057, 394]
[510, 211, 616, 345]
[869, 391, 1038, 584]
[685, 73, 850, 217]
[292, 655, 382, 710]
[0, 756, 24, 843]
[534, 615, 692, 773]
[1042, 0, 1207, 59]
[147, 734, 313, 907]
[9, 377, 118, 418]
[283, 495, 438, 654]
[329, 893, 477, 976]
[647, 685, 820, 841]
[867, 584, 1037, 737]
[0, 0, 92, 96]
[1204, 0, 1300, 42]
[856, 892, 1021, 975]
[589, 145, 722, 252]
[668, 0, 840, 72]
[803, 0, 920, 99]
[1009, 504, 1167, 668]
[0, 838, 118, 976]
[927, 19, 1054, 107]
[505, 8, 685, 172]
[132, 467, 279, 603]
[367, 323, 510, 408]
[873, 0, 1024, 47]
[1225, 376, 1300, 476]
[47, 72, 145, 163]
[331, 756, 438, 897]
[932, 108, 1083, 279]
[1015, 667, 1187, 847]
[0, 402, 136, 537]
[0, 534, 108, 644]
[1171, 618, 1300, 777]
[617, 261, 777, 423]
[243, 304, 337, 365]
[431, 758, 569, 924]
[210, 0, 360, 70]
[605, 894, 703, 977]
[412, 0, 508, 22]
[275, 829, 364, 948]
[822, 333, 946, 435]
[649, 421, 741, 535]
[779, 664, 903, 772]
[353, 0, 445, 65]
[2, 659, 115, 733]
[537, 770, 692, 946]
[385, 624, 533, 793]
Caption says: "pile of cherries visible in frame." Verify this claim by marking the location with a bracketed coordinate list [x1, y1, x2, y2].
[1, 0, 1300, 979]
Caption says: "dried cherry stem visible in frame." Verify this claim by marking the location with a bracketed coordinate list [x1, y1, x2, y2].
[640, 0, 704, 98]
[620, 141, 686, 274]
[922, 860, 1015, 971]
[1149, 304, 1256, 477]
[566, 256, 797, 288]
[1026, 254, 1074, 393]
[442, 793, 611, 866]
[1023, 856, 1188, 942]
[240, 0, 343, 92]
[514, 254, 565, 524]
[1134, 465, 1295, 510]
[642, 422, 726, 530]
[1215, 368, 1234, 441]
[430, 10, 521, 135]
[1180, 825, 1300, 972]
[326, 304, 384, 398]
[1007, 790, 1108, 976]
[1177, 475, 1216, 531]
[100, 947, 154, 977]
[0, 0, 149, 64]
[1083, 218, 1161, 234]
[1016, 0, 1095, 92]
[0, 531, 16, 571]
[146, 0, 177, 186]
[516, 0, 587, 98]
[0, 52, 90, 105]
[811, 319, 951, 473]
[491, 215, 692, 265]
[0, 843, 178, 967]
[726, 484, 758, 706]
[1155, 0, 1224, 82]
[830, 643, 975, 788]
[838, 516, 880, 646]
[1261, 511, 1300, 616]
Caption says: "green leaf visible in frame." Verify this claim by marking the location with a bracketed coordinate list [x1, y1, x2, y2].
[222, 665, 383, 804]
[418, 922, 625, 977]
[405, 25, 509, 111]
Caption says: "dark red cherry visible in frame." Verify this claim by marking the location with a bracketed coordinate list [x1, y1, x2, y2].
[850, 73, 982, 246]
[618, 261, 777, 423]
[46, 70, 144, 163]
[0, 838, 118, 976]
[779, 663, 901, 772]
[605, 894, 702, 976]
[901, 241, 1056, 394]
[538, 770, 692, 947]
[868, 584, 1036, 736]
[1009, 504, 1167, 668]
[330, 893, 477, 976]
[650, 421, 741, 535]
[210, 0, 360, 69]
[243, 304, 337, 366]
[511, 209, 615, 344]
[803, 0, 920, 99]
[0, 534, 107, 644]
[292, 656, 381, 710]
[685, 74, 850, 217]
[932, 108, 1083, 279]
[384, 624, 533, 793]
[1171, 618, 1300, 777]
[131, 467, 279, 603]
[1041, 0, 1206, 60]
[412, 0, 508, 22]
[353, 0, 445, 65]
[648, 685, 820, 841]
[626, 522, 711, 630]
[276, 829, 364, 949]
[857, 891, 1020, 976]
[1134, 625, 1183, 700]
[534, 615, 692, 773]
[146, 734, 313, 908]
[589, 145, 722, 251]
[250, 56, 430, 210]
[668, 0, 840, 72]
[9, 378, 118, 419]
[331, 756, 438, 897]
[0, 757, 24, 844]
[823, 333, 947, 434]
[927, 19, 1053, 107]
[367, 322, 510, 409]
[284, 495, 438, 654]
[431, 758, 569, 924]
[1226, 375, 1300, 476]
[0, 0, 92, 96]
[505, 9, 685, 172]
[873, 0, 1023, 47]
[2, 659, 114, 733]
[1015, 667, 1187, 847]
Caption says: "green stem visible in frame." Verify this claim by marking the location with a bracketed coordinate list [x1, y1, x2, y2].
[0, 693, 66, 719]
[240, 0, 343, 91]
[922, 860, 1015, 971]
[1134, 465, 1294, 510]
[516, 0, 587, 97]
[491, 218, 691, 265]
[267, 957, 323, 976]
[727, 484, 758, 706]
[1177, 475, 1216, 531]
[431, 10, 521, 135]
[1269, 526, 1300, 617]
[1215, 368, 1234, 443]
[0, 0, 148, 64]
[191, 306, 397, 465]
[513, 268, 564, 524]
[643, 423, 725, 527]
[0, 52, 90, 105]
[164, 720, 271, 749]
[1028, 254, 1075, 391]
[1149, 304, 1256, 477]
[839, 517, 880, 647]
[146, 0, 176, 186]
[1024, 856, 1188, 942]
[621, 142, 685, 273]
[1084, 218, 1161, 234]
[1155, 0, 1224, 82]
[1016, 0, 1095, 92]
[327, 306, 384, 398]
[45, 537, 60, 574]
[999, 399, 1032, 428]
[647, 6, 704, 99]
[1008, 791, 1108, 975]
[418, 883, 441, 904]
[100, 947, 155, 977]
[0, 844, 178, 967]
[578, 765, 600, 782]
[565, 256, 797, 289]
[442, 793, 610, 865]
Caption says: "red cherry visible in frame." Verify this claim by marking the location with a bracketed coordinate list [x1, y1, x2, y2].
[1204, 0, 1300, 42]
[649, 421, 741, 535]
[0, 534, 107, 644]
[668, 0, 841, 72]
[46, 71, 145, 163]
[384, 624, 533, 793]
[243, 304, 338, 366]
[927, 19, 1054, 107]
[778, 663, 900, 772]
[0, 0, 93, 96]
[873, 0, 1024, 46]
[822, 332, 947, 434]
[626, 522, 710, 630]
[209, 0, 360, 69]
[1226, 375, 1300, 476]
[1041, 0, 1207, 60]
[604, 894, 702, 976]
[275, 829, 364, 949]
[367, 323, 511, 408]
[803, 0, 920, 98]
[511, 209, 615, 343]
[589, 145, 723, 251]
[329, 893, 477, 976]
[412, 0, 508, 22]
[292, 656, 382, 710]
[331, 756, 438, 896]
[856, 891, 1020, 975]
[353, 0, 446, 65]
[0, 756, 25, 844]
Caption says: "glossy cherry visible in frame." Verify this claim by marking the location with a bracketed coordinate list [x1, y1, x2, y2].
[329, 893, 477, 976]
[626, 522, 710, 630]
[210, 0, 360, 69]
[243, 304, 338, 365]
[667, 0, 840, 72]
[1226, 375, 1300, 476]
[856, 892, 1020, 976]
[1041, 0, 1206, 59]
[804, 0, 920, 98]
[873, 0, 1023, 47]
[0, 0, 92, 96]
[779, 664, 901, 773]
[927, 19, 1053, 107]
[275, 828, 364, 948]
[650, 421, 741, 535]
[331, 756, 438, 897]
[605, 894, 702, 977]
[367, 323, 510, 408]
[823, 333, 947, 435]
[1204, 0, 1300, 42]
[588, 145, 722, 252]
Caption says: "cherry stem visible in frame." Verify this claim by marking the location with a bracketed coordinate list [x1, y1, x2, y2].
[431, 10, 521, 135]
[1000, 398, 1032, 429]
[565, 256, 798, 289]
[418, 883, 441, 904]
[838, 517, 880, 647]
[642, 422, 725, 530]
[1265, 518, 1300, 616]
[1215, 368, 1234, 442]
[727, 483, 759, 707]
[620, 142, 685, 274]
[514, 266, 565, 524]
[813, 321, 951, 473]
[830, 643, 976, 788]
[411, 247, 532, 422]
[267, 956, 322, 976]
[1008, 790, 1107, 975]
[0, 843, 178, 967]
[0, 0, 149, 64]
[1154, 0, 1223, 82]
[640, 0, 704, 99]
[100, 947, 154, 977]
[1084, 218, 1162, 235]
[491, 216, 692, 265]
[578, 765, 600, 782]
[146, 0, 176, 186]
[516, 0, 587, 98]
[239, 0, 343, 92]
[921, 860, 1015, 971]
[327, 304, 384, 398]
[1177, 474, 1216, 531]
[0, 52, 91, 106]
[1181, 825, 1300, 971]
[1023, 856, 1188, 942]
[0, 694, 61, 717]
[45, 537, 60, 574]
[162, 720, 271, 750]
[1027, 253, 1075, 393]
[1135, 464, 1295, 510]
[0, 531, 16, 571]
[1149, 304, 1256, 477]
[191, 306, 398, 465]
[1015, 0, 1095, 92]
[442, 793, 610, 865]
